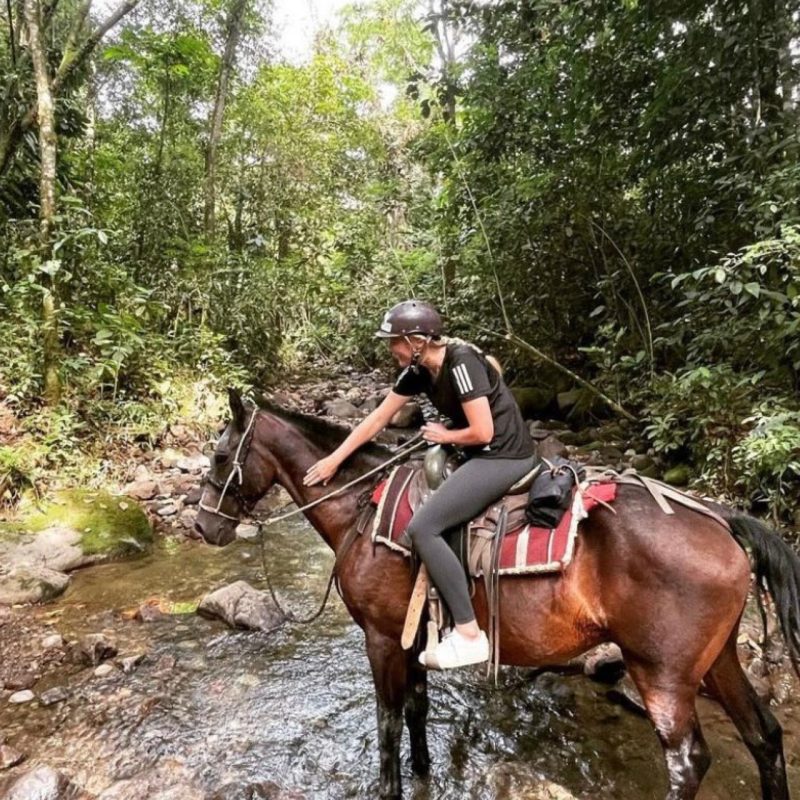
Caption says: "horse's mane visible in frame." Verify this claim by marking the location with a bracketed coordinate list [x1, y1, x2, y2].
[255, 396, 395, 476]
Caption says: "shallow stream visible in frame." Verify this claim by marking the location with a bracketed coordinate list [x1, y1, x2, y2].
[2, 518, 799, 799]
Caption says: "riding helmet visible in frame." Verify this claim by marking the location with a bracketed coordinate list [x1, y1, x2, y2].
[374, 300, 443, 339]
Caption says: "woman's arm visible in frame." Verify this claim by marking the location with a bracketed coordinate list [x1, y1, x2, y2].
[303, 391, 410, 486]
[421, 396, 494, 447]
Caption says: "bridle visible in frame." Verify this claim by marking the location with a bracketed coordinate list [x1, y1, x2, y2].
[198, 406, 260, 521]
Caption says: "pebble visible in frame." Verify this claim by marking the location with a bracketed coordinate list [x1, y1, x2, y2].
[8, 690, 34, 704]
[120, 653, 147, 673]
[157, 503, 178, 517]
[41, 633, 64, 650]
[94, 663, 114, 678]
[39, 686, 70, 706]
[235, 523, 259, 540]
[0, 744, 25, 770]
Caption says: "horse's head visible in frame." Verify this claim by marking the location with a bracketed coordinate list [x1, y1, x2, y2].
[194, 388, 277, 546]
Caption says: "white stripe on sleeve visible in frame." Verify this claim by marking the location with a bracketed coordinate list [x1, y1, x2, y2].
[452, 364, 467, 394]
[455, 364, 473, 393]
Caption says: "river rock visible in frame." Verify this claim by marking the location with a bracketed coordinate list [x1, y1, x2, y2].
[179, 508, 197, 529]
[197, 581, 286, 633]
[534, 435, 568, 461]
[176, 454, 209, 474]
[323, 399, 359, 419]
[0, 766, 89, 800]
[8, 690, 34, 704]
[0, 490, 152, 587]
[389, 401, 421, 428]
[235, 524, 260, 541]
[0, 743, 24, 770]
[119, 653, 146, 674]
[123, 480, 158, 501]
[361, 394, 384, 413]
[156, 503, 178, 517]
[78, 633, 117, 666]
[41, 633, 64, 650]
[94, 663, 114, 678]
[96, 760, 204, 800]
[39, 686, 70, 706]
[583, 643, 625, 683]
[4, 670, 38, 691]
[0, 565, 70, 605]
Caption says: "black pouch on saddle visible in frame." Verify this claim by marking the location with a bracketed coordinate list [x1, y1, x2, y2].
[525, 457, 586, 529]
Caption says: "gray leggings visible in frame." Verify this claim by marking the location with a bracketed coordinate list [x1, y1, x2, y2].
[406, 454, 537, 625]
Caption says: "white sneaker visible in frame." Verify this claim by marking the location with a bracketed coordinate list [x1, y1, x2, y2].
[419, 629, 490, 670]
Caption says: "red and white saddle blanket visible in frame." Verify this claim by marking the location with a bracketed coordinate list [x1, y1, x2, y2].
[370, 464, 617, 576]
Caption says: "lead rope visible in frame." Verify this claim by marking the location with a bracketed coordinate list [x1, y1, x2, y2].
[257, 433, 427, 625]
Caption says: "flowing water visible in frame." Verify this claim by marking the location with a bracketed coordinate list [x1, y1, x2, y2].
[2, 518, 799, 799]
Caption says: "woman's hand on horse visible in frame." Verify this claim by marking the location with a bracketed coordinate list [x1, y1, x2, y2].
[304, 456, 340, 487]
[421, 422, 450, 444]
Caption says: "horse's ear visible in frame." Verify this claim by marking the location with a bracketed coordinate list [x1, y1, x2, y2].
[228, 387, 246, 429]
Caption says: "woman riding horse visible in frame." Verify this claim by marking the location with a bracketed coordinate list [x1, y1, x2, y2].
[303, 300, 537, 669]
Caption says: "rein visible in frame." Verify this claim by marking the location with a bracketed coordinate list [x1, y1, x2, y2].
[199, 406, 426, 625]
[257, 433, 426, 624]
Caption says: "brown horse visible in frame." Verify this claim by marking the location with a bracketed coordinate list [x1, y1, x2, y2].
[195, 390, 800, 800]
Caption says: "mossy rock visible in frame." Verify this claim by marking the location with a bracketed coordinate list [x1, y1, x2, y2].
[3, 489, 152, 567]
[512, 387, 555, 419]
[663, 466, 691, 487]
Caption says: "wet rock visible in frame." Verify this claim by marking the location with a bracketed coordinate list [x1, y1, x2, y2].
[0, 743, 24, 770]
[39, 686, 70, 706]
[95, 760, 204, 800]
[0, 765, 89, 800]
[583, 643, 625, 683]
[41, 633, 64, 650]
[156, 503, 178, 517]
[606, 676, 648, 717]
[235, 524, 260, 541]
[663, 465, 690, 486]
[600, 445, 623, 462]
[135, 601, 166, 623]
[389, 401, 421, 428]
[179, 508, 197, 529]
[119, 653, 146, 674]
[198, 581, 286, 633]
[536, 780, 580, 800]
[0, 564, 70, 605]
[94, 663, 114, 678]
[4, 670, 38, 691]
[123, 480, 158, 501]
[176, 454, 209, 474]
[8, 690, 34, 704]
[361, 394, 384, 413]
[79, 633, 117, 666]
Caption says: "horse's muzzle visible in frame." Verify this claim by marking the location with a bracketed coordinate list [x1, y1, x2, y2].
[194, 510, 237, 547]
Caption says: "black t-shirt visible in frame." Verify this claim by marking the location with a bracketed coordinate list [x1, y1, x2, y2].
[393, 341, 534, 460]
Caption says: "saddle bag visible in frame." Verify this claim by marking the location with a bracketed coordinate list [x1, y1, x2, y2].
[525, 457, 586, 529]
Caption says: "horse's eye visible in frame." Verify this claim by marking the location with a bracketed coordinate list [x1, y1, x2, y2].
[214, 451, 230, 465]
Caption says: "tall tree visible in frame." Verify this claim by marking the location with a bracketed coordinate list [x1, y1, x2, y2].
[23, 0, 60, 402]
[204, 0, 248, 238]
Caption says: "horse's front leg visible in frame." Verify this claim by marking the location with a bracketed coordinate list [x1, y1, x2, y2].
[365, 628, 407, 799]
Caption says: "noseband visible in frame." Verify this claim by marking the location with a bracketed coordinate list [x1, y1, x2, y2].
[199, 407, 259, 522]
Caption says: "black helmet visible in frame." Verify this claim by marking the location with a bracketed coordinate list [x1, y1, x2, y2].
[375, 300, 443, 339]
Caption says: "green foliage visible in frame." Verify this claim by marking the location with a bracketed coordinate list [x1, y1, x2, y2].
[733, 410, 800, 520]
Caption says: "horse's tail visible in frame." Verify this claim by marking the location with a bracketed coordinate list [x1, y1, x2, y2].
[725, 511, 800, 674]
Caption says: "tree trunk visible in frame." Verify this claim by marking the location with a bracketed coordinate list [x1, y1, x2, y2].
[204, 0, 247, 238]
[24, 0, 61, 404]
